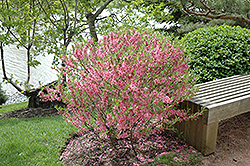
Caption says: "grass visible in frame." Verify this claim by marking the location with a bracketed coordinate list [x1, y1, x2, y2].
[0, 102, 78, 166]
[0, 101, 28, 115]
[141, 151, 203, 166]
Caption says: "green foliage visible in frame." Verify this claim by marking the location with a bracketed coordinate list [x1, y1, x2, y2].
[0, 83, 8, 105]
[135, 0, 250, 37]
[141, 151, 202, 166]
[132, 0, 209, 36]
[180, 24, 250, 83]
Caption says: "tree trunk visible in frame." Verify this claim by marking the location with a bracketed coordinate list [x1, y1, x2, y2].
[28, 90, 39, 108]
[27, 80, 64, 108]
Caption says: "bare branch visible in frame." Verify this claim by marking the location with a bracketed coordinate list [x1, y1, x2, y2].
[74, 27, 89, 36]
[96, 16, 108, 21]
[4, 0, 28, 49]
[200, 0, 215, 13]
[122, 0, 132, 2]
[0, 42, 27, 95]
[30, 0, 37, 46]
[8, 30, 28, 49]
[111, 13, 129, 23]
[26, 47, 31, 83]
[60, 0, 70, 27]
[93, 0, 113, 19]
[65, 27, 88, 46]
[65, 25, 88, 47]
[74, 0, 78, 29]
[75, 22, 88, 30]
[38, 0, 60, 28]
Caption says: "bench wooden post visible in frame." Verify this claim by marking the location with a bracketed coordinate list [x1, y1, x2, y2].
[175, 74, 250, 155]
[201, 120, 219, 155]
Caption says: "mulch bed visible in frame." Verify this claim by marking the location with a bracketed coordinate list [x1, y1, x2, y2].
[0, 107, 59, 119]
[59, 129, 201, 166]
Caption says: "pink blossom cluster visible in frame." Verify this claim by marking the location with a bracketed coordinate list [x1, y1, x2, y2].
[40, 30, 196, 146]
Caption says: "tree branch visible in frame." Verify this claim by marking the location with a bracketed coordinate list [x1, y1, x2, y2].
[122, 0, 132, 2]
[181, 0, 250, 24]
[0, 42, 27, 95]
[60, 0, 70, 28]
[38, 0, 60, 28]
[74, 0, 78, 29]
[93, 0, 113, 19]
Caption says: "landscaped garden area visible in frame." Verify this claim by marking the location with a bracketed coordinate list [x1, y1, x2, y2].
[0, 24, 249, 165]
[1, 101, 250, 165]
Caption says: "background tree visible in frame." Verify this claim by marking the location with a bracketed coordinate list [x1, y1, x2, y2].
[178, 0, 250, 34]
[133, 0, 250, 36]
[0, 0, 150, 107]
[180, 0, 250, 27]
[0, 0, 45, 107]
[37, 0, 142, 59]
[132, 0, 209, 36]
[0, 82, 7, 104]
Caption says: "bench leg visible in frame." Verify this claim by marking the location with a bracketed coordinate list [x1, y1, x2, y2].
[175, 117, 219, 156]
[202, 122, 219, 155]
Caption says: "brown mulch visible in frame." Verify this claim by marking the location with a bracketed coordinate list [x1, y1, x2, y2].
[1, 106, 250, 165]
[0, 107, 59, 119]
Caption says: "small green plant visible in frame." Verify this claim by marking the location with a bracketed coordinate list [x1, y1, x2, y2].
[180, 24, 250, 83]
[0, 83, 8, 105]
[141, 150, 203, 166]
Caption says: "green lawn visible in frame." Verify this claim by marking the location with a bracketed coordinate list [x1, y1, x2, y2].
[0, 102, 78, 166]
[0, 102, 28, 115]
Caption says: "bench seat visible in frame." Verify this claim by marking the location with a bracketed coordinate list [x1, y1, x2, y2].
[175, 74, 250, 155]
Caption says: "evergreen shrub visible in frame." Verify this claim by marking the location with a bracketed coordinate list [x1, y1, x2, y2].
[0, 83, 8, 105]
[180, 24, 250, 83]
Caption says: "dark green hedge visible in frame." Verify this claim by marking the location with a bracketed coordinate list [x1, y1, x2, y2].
[180, 24, 250, 83]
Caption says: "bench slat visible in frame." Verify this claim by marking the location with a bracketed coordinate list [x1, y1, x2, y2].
[196, 74, 250, 89]
[192, 89, 250, 106]
[196, 75, 250, 94]
[194, 82, 250, 98]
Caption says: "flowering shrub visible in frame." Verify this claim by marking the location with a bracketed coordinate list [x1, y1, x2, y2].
[40, 30, 199, 161]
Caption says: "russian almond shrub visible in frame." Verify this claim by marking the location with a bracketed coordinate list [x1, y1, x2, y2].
[40, 30, 200, 163]
[180, 24, 250, 83]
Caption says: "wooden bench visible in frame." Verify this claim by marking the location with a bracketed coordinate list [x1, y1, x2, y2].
[175, 74, 250, 155]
